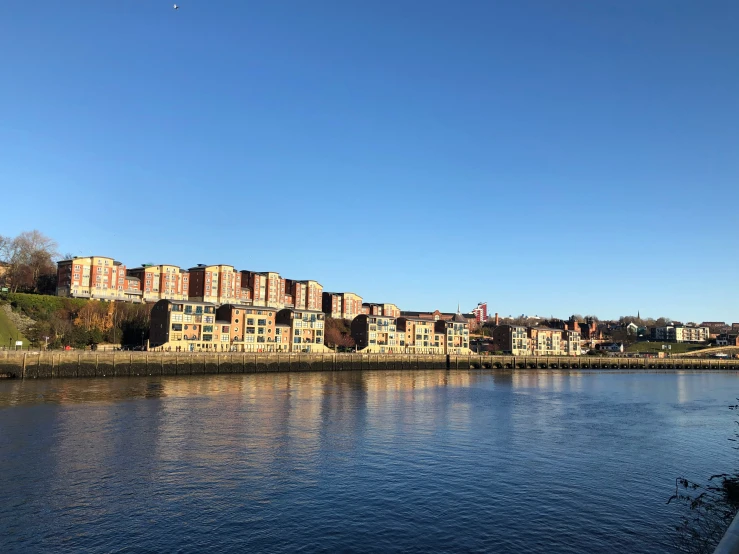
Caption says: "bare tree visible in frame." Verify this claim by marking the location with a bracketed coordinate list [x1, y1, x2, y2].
[0, 235, 9, 260]
[1, 230, 58, 292]
[669, 402, 739, 552]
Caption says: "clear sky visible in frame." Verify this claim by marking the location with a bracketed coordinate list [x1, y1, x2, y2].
[1, 1, 737, 323]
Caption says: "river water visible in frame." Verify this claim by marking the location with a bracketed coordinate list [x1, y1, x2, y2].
[0, 370, 737, 553]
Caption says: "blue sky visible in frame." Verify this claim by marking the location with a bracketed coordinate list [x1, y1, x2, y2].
[1, 1, 737, 322]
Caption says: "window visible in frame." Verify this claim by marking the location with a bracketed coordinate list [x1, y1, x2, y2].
[172, 324, 183, 331]
[245, 335, 255, 343]
[257, 319, 266, 326]
[221, 335, 229, 342]
[204, 316, 214, 323]
[184, 306, 193, 314]
[203, 334, 212, 341]
[295, 329, 301, 336]
[246, 327, 255, 334]
[294, 337, 300, 343]
[247, 318, 254, 325]
[203, 325, 213, 333]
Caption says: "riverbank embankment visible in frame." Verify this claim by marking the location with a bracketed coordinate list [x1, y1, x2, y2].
[1, 351, 739, 379]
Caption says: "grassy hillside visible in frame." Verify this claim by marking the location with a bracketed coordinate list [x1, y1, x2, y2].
[625, 341, 707, 354]
[0, 304, 29, 348]
[0, 292, 151, 348]
[4, 292, 87, 321]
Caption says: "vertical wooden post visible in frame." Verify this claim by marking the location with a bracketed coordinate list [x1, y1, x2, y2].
[22, 353, 27, 380]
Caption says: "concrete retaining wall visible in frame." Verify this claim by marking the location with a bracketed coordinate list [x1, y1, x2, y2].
[1, 351, 737, 379]
[0, 351, 451, 379]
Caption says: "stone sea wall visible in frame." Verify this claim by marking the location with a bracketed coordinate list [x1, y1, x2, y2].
[1, 351, 737, 379]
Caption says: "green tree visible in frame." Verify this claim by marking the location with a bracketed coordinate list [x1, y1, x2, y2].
[87, 328, 103, 346]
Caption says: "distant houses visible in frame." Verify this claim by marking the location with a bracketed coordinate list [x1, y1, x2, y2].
[650, 325, 710, 343]
[490, 324, 582, 356]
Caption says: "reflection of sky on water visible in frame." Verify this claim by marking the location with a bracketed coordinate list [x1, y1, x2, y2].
[3, 370, 739, 553]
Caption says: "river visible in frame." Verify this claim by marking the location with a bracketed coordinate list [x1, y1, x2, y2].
[0, 370, 736, 553]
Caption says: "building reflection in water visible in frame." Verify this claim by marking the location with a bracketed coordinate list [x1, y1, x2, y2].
[4, 368, 722, 501]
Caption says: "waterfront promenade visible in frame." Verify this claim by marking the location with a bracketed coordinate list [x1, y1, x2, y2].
[1, 351, 738, 379]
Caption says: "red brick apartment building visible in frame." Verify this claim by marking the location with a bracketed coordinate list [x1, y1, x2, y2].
[56, 256, 138, 301]
[188, 264, 243, 305]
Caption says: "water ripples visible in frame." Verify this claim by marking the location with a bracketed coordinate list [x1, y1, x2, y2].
[1, 370, 738, 553]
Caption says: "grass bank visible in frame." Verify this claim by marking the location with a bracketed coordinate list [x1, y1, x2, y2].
[0, 303, 29, 348]
[625, 342, 709, 354]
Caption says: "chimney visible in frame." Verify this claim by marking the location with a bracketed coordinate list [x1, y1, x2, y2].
[494, 312, 499, 326]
